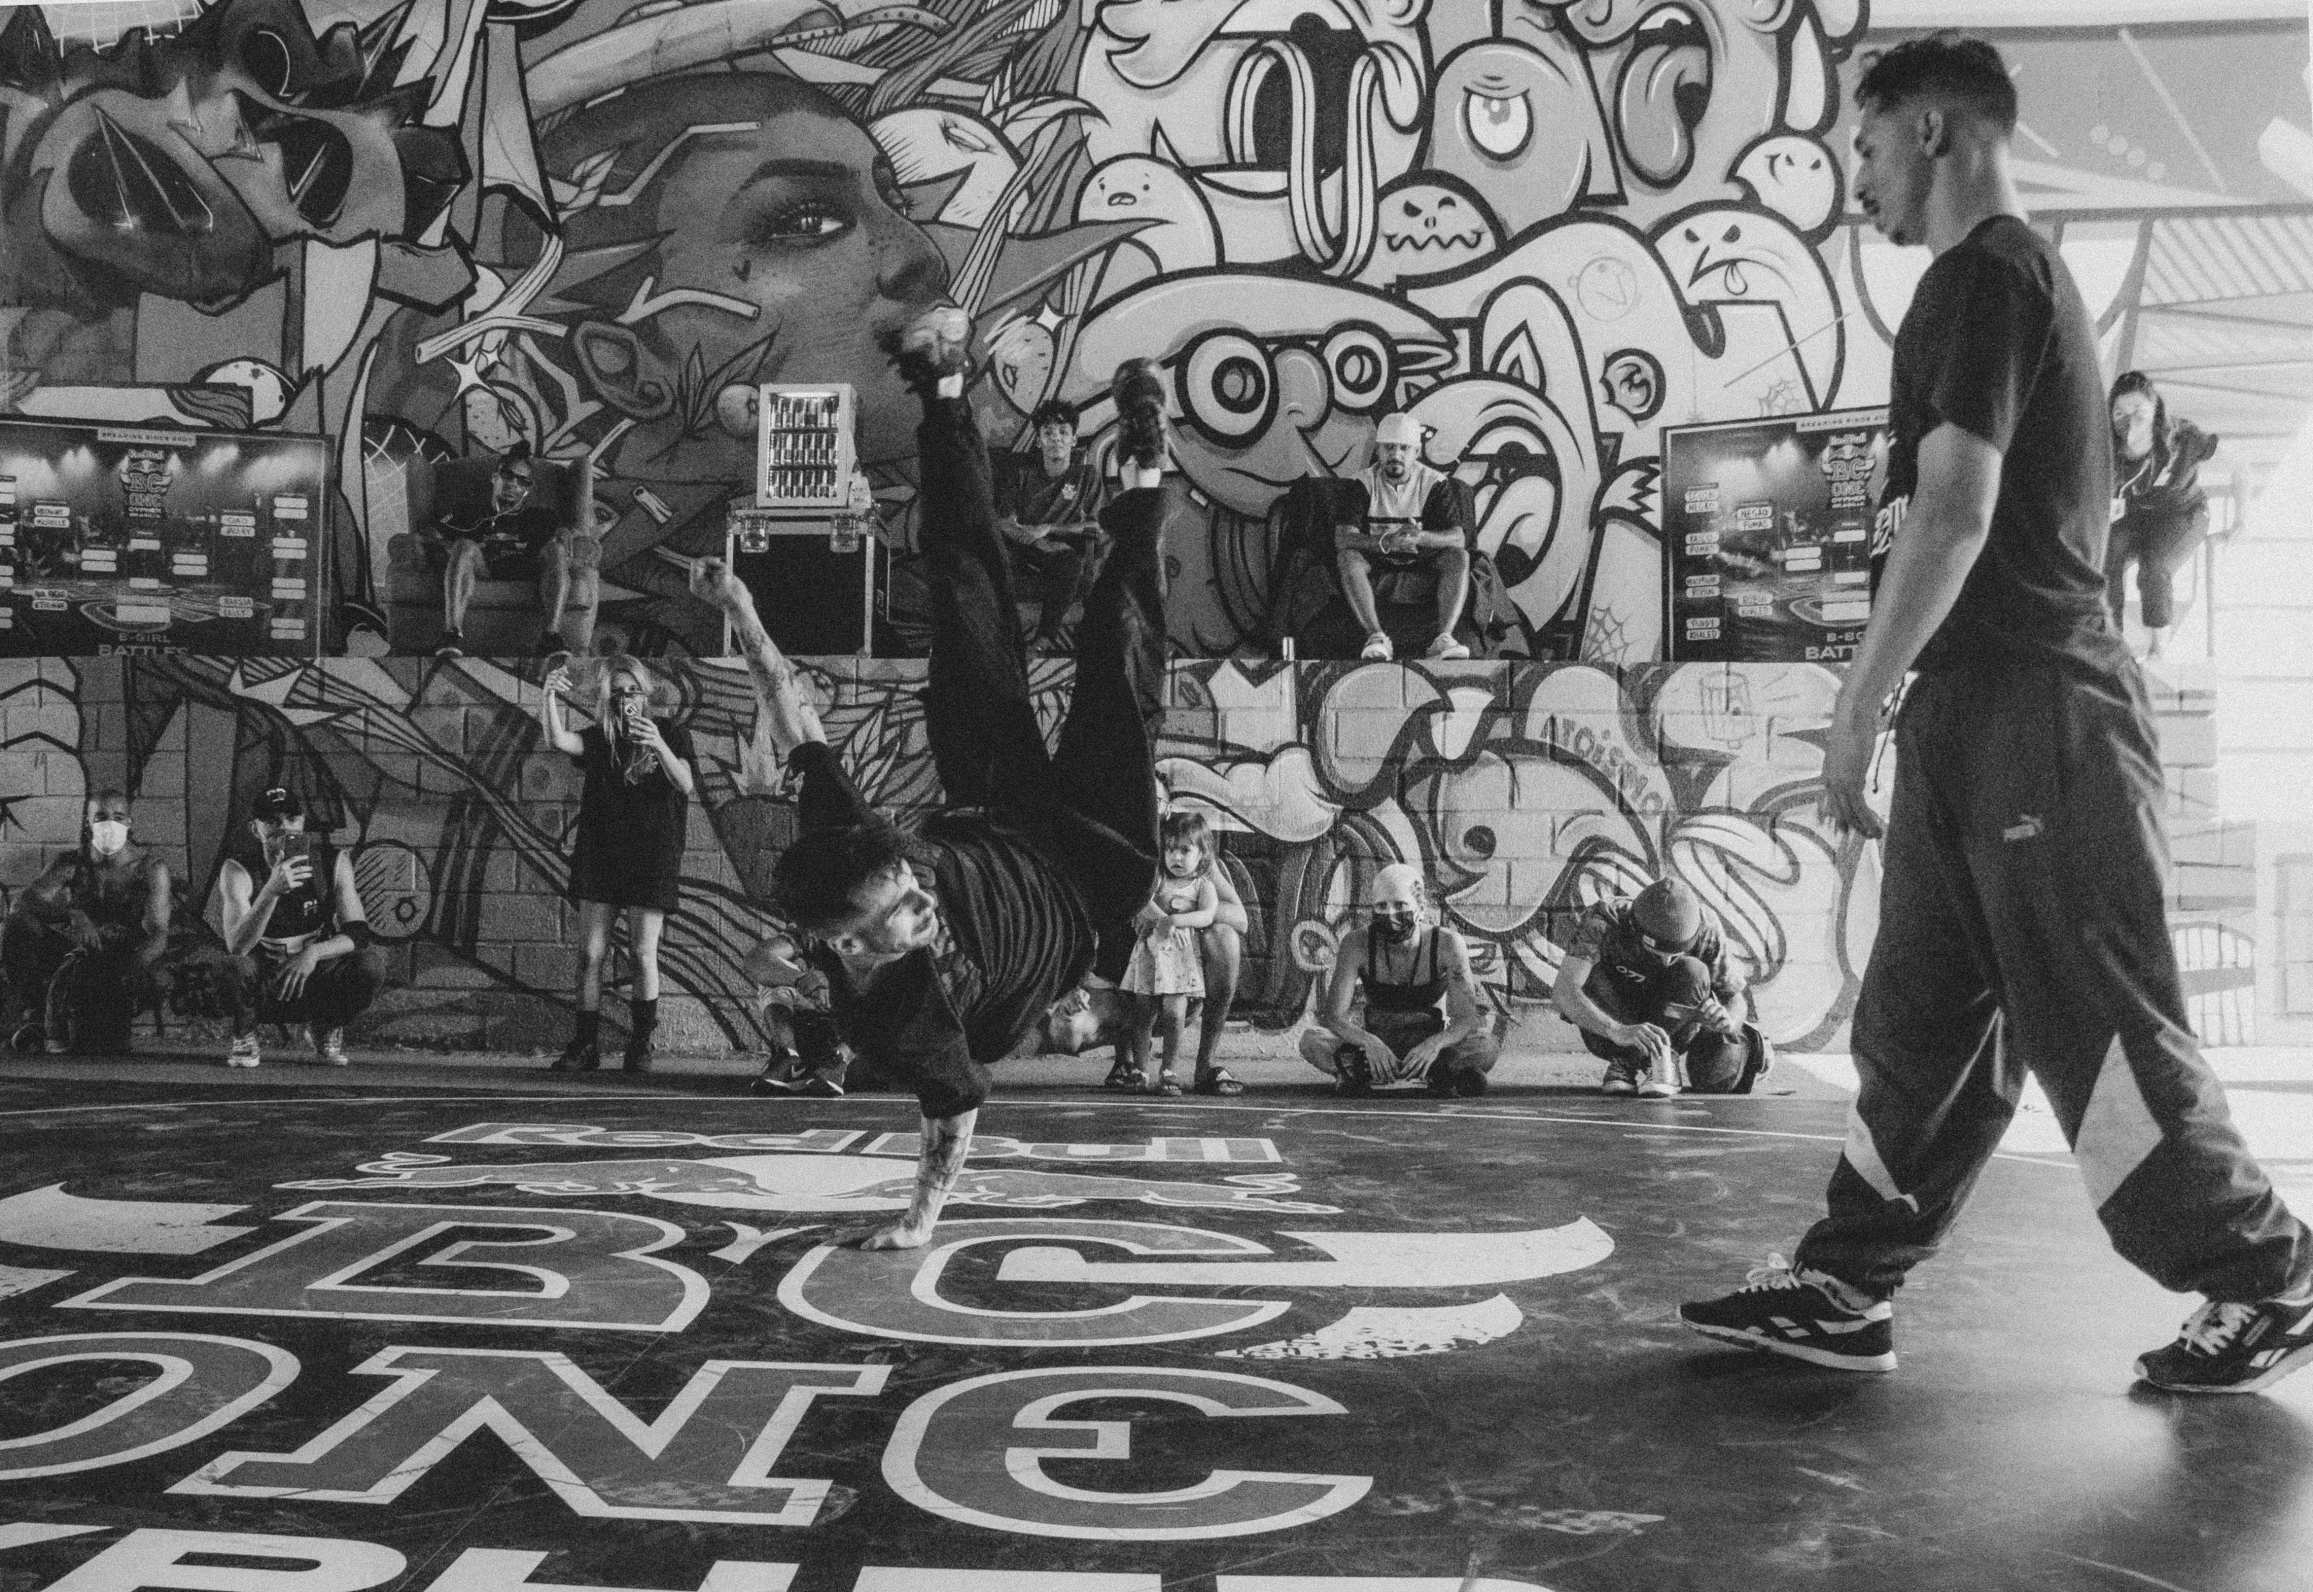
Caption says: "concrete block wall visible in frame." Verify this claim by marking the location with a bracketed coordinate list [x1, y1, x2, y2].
[0, 656, 2256, 1055]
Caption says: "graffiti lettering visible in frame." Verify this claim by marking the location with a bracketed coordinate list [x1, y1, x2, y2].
[882, 1369, 1369, 1540]
[63, 1203, 707, 1332]
[175, 1349, 884, 1526]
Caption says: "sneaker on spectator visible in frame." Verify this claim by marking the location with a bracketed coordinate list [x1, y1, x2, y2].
[434, 631, 465, 659]
[798, 1060, 847, 1098]
[1680, 1254, 1896, 1372]
[1360, 632, 1393, 662]
[893, 306, 971, 392]
[311, 1025, 348, 1067]
[1111, 357, 1169, 474]
[1332, 1042, 1374, 1098]
[1637, 1065, 1680, 1098]
[1600, 1058, 1641, 1096]
[6, 1023, 43, 1053]
[224, 1034, 261, 1069]
[2134, 1294, 2313, 1394]
[1425, 634, 1471, 661]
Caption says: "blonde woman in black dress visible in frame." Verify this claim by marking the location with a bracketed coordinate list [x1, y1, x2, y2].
[538, 656, 695, 1071]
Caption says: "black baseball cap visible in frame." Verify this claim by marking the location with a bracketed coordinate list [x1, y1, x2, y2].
[252, 786, 305, 821]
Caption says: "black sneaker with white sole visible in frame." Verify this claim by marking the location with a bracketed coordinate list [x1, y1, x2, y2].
[1679, 1254, 1896, 1372]
[2134, 1294, 2313, 1394]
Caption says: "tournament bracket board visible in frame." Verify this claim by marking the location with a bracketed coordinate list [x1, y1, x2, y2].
[1661, 409, 1889, 663]
[0, 417, 328, 657]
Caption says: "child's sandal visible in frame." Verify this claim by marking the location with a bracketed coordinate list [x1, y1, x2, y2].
[1150, 1069, 1185, 1096]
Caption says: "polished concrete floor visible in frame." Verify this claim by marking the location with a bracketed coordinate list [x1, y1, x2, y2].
[1, 1062, 2309, 1592]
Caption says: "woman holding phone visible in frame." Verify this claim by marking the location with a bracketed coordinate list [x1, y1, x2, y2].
[538, 656, 695, 1072]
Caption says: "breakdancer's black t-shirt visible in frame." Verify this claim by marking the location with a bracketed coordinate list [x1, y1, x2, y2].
[790, 741, 1096, 1120]
[1880, 215, 2117, 671]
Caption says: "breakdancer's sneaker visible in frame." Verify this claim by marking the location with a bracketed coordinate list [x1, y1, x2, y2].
[1680, 1254, 1896, 1372]
[892, 306, 971, 394]
[1111, 357, 1169, 475]
[2134, 1294, 2313, 1394]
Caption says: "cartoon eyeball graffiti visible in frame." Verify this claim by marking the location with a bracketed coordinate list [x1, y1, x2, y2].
[1599, 349, 1665, 424]
[1357, 175, 1501, 288]
[1174, 322, 1397, 444]
[1731, 133, 1841, 241]
[1430, 39, 1617, 237]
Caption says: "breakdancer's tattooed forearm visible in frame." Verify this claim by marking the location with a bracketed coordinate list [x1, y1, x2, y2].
[905, 1109, 978, 1232]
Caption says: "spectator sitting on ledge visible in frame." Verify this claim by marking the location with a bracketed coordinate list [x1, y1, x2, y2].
[1298, 862, 1497, 1097]
[1553, 876, 1771, 1098]
[1336, 412, 1472, 663]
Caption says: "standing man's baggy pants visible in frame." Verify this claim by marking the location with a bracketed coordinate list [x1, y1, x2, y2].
[1796, 655, 2310, 1303]
[911, 395, 1167, 980]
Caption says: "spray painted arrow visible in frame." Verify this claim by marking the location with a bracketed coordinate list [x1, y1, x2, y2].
[995, 1219, 1612, 1289]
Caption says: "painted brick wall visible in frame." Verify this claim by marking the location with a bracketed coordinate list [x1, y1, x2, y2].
[0, 656, 2247, 1054]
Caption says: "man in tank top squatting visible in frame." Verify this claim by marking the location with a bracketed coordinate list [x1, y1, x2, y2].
[1298, 862, 1497, 1097]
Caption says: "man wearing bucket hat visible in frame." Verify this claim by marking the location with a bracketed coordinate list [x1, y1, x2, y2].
[1334, 412, 1475, 662]
[1552, 876, 1770, 1098]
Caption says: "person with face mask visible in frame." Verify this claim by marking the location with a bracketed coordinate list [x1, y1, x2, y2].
[214, 788, 388, 1068]
[993, 399, 1108, 654]
[2105, 371, 2222, 662]
[1297, 862, 1497, 1097]
[1553, 876, 1767, 1098]
[1333, 412, 1474, 662]
[537, 656, 696, 1073]
[1, 789, 171, 1053]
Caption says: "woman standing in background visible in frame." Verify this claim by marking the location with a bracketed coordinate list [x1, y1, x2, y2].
[2107, 371, 2224, 661]
[538, 657, 695, 1072]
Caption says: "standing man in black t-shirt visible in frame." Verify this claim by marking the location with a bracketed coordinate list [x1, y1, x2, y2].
[1681, 36, 2312, 1395]
[993, 399, 1107, 653]
[693, 307, 1171, 1251]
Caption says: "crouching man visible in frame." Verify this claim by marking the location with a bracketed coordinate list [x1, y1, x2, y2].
[1553, 876, 1770, 1098]
[215, 787, 388, 1067]
[1298, 862, 1497, 1096]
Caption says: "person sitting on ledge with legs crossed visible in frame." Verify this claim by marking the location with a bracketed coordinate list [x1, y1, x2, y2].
[0, 788, 170, 1055]
[692, 306, 1175, 1251]
[1335, 412, 1472, 663]
[1554, 876, 1770, 1099]
[1299, 862, 1497, 1097]
[215, 788, 388, 1069]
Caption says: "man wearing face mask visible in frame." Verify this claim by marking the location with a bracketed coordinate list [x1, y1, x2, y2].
[1334, 413, 1474, 663]
[1298, 862, 1497, 1096]
[1553, 876, 1767, 1098]
[993, 399, 1108, 654]
[1, 790, 171, 1054]
[213, 788, 388, 1068]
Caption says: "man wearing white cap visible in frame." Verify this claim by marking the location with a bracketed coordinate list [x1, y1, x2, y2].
[1334, 413, 1473, 662]
[1299, 862, 1497, 1096]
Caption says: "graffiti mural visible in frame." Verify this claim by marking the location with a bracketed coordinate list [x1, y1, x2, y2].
[4, 1, 2307, 658]
[0, 653, 2248, 1052]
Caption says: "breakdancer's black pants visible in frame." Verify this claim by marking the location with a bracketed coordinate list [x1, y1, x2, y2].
[1796, 653, 2311, 1304]
[915, 395, 1167, 982]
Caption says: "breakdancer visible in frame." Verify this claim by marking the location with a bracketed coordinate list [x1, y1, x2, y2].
[1680, 35, 2312, 1393]
[695, 308, 1170, 1250]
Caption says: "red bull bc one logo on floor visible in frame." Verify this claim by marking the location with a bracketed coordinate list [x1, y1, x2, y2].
[0, 1107, 1618, 1589]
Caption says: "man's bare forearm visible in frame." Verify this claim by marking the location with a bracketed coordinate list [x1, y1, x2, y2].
[905, 1109, 977, 1231]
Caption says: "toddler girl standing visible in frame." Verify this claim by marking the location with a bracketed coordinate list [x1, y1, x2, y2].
[1122, 811, 1219, 1095]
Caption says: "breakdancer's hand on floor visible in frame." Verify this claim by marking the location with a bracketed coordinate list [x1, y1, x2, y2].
[692, 557, 826, 754]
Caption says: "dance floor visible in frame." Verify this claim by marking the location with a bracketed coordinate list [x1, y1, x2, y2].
[1, 1074, 2308, 1592]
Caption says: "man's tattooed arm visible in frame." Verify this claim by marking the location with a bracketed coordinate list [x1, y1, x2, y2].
[860, 1109, 977, 1250]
